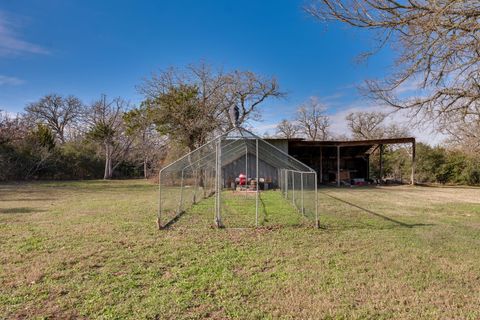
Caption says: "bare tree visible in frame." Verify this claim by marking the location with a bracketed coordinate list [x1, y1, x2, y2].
[306, 1, 480, 125]
[346, 111, 410, 140]
[25, 94, 83, 143]
[86, 95, 134, 179]
[0, 110, 21, 145]
[296, 97, 330, 140]
[346, 111, 386, 140]
[224, 70, 284, 129]
[443, 114, 480, 155]
[276, 119, 299, 139]
[383, 123, 410, 139]
[138, 62, 283, 150]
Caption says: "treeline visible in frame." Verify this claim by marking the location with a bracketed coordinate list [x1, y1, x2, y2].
[0, 63, 282, 181]
[274, 108, 480, 186]
[379, 144, 480, 185]
[346, 112, 480, 186]
[2, 59, 479, 185]
[0, 94, 165, 181]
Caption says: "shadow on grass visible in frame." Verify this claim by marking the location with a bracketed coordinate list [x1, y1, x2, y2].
[416, 183, 480, 190]
[0, 207, 46, 214]
[161, 210, 187, 229]
[260, 195, 268, 224]
[321, 192, 434, 229]
[0, 198, 57, 202]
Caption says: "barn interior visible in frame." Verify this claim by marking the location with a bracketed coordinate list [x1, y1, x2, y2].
[266, 137, 416, 186]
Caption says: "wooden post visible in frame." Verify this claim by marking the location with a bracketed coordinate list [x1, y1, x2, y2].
[337, 145, 341, 187]
[366, 154, 370, 181]
[314, 172, 319, 228]
[411, 141, 416, 185]
[319, 147, 323, 184]
[379, 144, 383, 184]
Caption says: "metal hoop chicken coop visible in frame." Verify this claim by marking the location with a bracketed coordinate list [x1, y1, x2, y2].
[158, 127, 319, 229]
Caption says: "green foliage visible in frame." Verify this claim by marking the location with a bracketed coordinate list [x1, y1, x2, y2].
[379, 143, 480, 185]
[31, 124, 56, 151]
[415, 143, 446, 182]
[53, 142, 105, 179]
[87, 123, 116, 142]
[123, 104, 151, 135]
[147, 84, 218, 150]
[0, 129, 140, 181]
[462, 163, 480, 185]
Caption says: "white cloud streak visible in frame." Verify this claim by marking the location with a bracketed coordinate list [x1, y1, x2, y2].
[327, 101, 447, 145]
[0, 11, 49, 57]
[253, 98, 448, 145]
[0, 75, 24, 86]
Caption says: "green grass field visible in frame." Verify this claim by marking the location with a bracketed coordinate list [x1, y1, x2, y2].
[1, 180, 480, 319]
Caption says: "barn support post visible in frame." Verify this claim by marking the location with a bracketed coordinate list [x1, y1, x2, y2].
[255, 138, 259, 227]
[337, 146, 341, 187]
[411, 141, 416, 185]
[314, 171, 319, 228]
[379, 144, 384, 184]
[319, 147, 323, 184]
[366, 154, 370, 181]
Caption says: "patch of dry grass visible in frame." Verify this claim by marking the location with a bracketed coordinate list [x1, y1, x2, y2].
[1, 181, 480, 319]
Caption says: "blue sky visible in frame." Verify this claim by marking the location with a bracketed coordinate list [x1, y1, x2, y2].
[1, 0, 433, 139]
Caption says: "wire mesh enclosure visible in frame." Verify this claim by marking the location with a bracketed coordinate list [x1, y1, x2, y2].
[158, 128, 318, 229]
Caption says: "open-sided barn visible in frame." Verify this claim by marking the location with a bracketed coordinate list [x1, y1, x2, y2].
[266, 137, 416, 186]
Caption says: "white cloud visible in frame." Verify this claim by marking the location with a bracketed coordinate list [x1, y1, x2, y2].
[0, 11, 49, 57]
[252, 98, 448, 145]
[250, 122, 278, 136]
[0, 108, 18, 118]
[327, 101, 447, 145]
[0, 75, 24, 86]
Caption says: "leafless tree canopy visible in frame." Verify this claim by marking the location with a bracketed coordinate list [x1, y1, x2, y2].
[346, 111, 410, 139]
[306, 1, 480, 124]
[25, 94, 83, 143]
[346, 111, 387, 139]
[444, 114, 480, 154]
[0, 110, 22, 145]
[224, 71, 283, 127]
[138, 62, 283, 150]
[296, 97, 330, 140]
[276, 119, 300, 139]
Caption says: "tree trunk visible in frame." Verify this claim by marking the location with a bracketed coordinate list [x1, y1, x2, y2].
[104, 143, 113, 179]
[144, 156, 148, 179]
